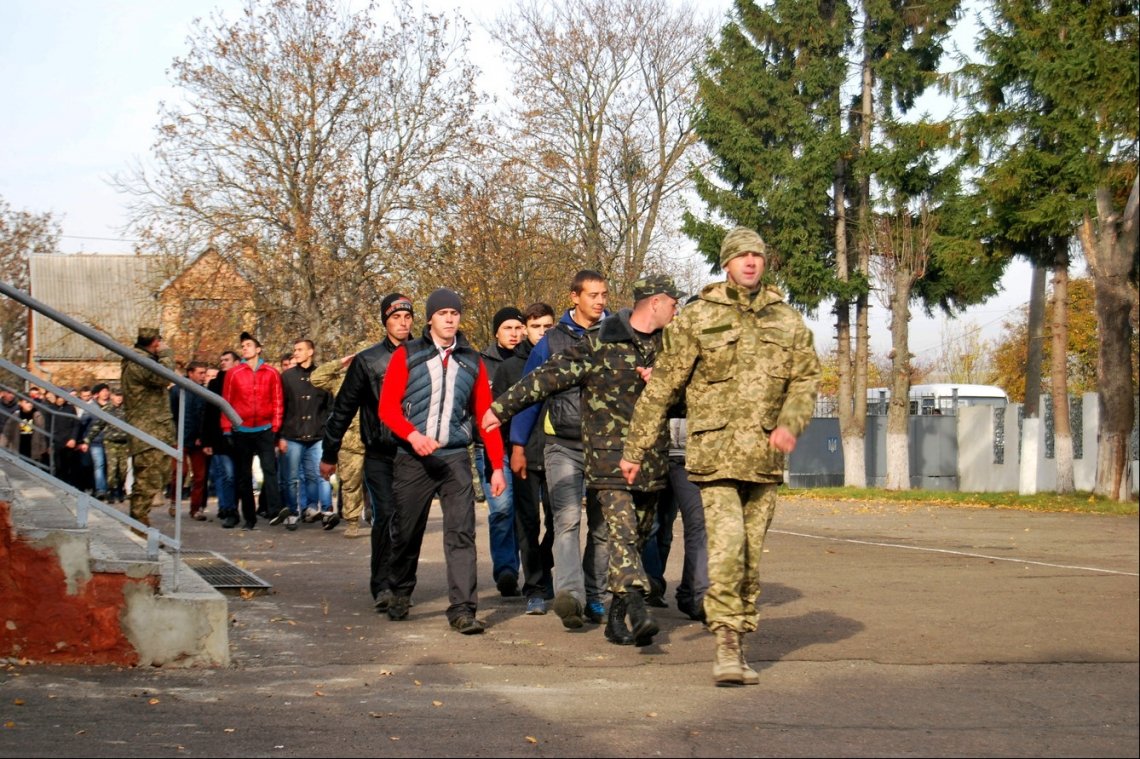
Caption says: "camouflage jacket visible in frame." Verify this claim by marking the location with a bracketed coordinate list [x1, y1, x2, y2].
[491, 309, 670, 491]
[83, 401, 129, 446]
[120, 346, 176, 455]
[311, 357, 364, 456]
[624, 281, 821, 483]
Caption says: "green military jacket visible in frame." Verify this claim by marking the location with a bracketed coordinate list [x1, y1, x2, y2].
[120, 346, 176, 455]
[491, 309, 670, 491]
[311, 357, 364, 455]
[624, 281, 821, 484]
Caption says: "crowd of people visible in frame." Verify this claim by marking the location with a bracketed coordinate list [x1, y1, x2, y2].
[0, 227, 821, 685]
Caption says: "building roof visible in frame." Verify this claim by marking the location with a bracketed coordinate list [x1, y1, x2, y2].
[30, 254, 164, 361]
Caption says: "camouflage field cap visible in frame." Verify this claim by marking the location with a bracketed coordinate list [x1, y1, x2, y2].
[720, 227, 767, 267]
[632, 274, 685, 302]
[136, 326, 161, 342]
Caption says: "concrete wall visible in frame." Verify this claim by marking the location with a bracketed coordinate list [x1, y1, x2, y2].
[793, 393, 1138, 495]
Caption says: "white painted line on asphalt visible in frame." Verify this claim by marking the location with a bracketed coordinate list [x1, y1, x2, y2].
[771, 529, 1140, 577]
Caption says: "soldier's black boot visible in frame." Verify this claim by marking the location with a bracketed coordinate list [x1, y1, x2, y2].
[625, 591, 659, 646]
[604, 595, 635, 646]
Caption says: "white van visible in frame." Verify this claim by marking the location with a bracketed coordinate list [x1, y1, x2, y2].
[866, 383, 1008, 416]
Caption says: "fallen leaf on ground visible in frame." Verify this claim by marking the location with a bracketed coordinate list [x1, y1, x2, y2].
[12, 699, 23, 706]
[432, 700, 443, 707]
[525, 736, 538, 744]
[148, 698, 160, 705]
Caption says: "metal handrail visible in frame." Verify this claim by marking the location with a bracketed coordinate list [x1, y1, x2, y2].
[0, 279, 244, 589]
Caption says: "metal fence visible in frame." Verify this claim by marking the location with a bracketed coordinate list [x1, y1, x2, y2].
[0, 279, 240, 588]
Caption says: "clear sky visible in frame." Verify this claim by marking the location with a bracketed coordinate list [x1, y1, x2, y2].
[0, 0, 1046, 363]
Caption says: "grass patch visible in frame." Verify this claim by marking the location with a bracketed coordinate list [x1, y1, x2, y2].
[779, 486, 1138, 516]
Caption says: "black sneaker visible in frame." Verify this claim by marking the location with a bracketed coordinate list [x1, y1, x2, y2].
[221, 514, 239, 529]
[495, 570, 521, 598]
[387, 595, 411, 621]
[646, 577, 669, 608]
[241, 521, 255, 531]
[373, 589, 394, 613]
[269, 508, 291, 526]
[322, 513, 341, 531]
[450, 614, 486, 635]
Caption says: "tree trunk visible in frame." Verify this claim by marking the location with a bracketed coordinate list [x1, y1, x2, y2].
[885, 266, 912, 490]
[1080, 178, 1138, 501]
[1019, 262, 1047, 495]
[1050, 243, 1074, 493]
[834, 154, 865, 487]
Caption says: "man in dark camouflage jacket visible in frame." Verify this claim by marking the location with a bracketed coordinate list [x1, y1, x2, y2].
[483, 275, 683, 647]
[621, 227, 821, 687]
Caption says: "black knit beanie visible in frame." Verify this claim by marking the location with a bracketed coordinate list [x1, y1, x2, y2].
[492, 306, 525, 335]
[425, 288, 463, 321]
[381, 293, 414, 324]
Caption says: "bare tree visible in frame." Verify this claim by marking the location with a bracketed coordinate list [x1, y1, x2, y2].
[492, 0, 712, 297]
[0, 197, 60, 383]
[870, 205, 935, 490]
[119, 0, 483, 350]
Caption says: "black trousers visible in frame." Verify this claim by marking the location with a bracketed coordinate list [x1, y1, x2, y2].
[364, 453, 396, 600]
[230, 429, 280, 526]
[514, 467, 553, 599]
[388, 451, 478, 622]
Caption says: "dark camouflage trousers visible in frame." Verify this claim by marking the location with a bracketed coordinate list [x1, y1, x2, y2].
[130, 448, 169, 526]
[594, 488, 659, 595]
[699, 481, 778, 633]
[104, 441, 129, 496]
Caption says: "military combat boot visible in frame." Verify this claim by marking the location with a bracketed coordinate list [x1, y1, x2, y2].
[712, 627, 744, 687]
[739, 633, 759, 685]
[604, 595, 635, 646]
[625, 591, 659, 646]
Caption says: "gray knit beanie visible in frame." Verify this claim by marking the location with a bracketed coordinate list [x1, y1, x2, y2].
[425, 288, 463, 321]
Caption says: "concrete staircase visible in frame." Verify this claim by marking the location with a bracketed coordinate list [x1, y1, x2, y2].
[0, 459, 229, 667]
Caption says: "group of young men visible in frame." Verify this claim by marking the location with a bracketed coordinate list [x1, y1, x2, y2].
[314, 225, 819, 685]
[4, 225, 821, 685]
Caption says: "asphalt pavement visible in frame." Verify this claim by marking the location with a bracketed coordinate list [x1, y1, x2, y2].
[1, 495, 1136, 757]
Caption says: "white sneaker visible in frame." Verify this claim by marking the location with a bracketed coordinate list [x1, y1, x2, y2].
[302, 506, 321, 523]
[285, 515, 299, 531]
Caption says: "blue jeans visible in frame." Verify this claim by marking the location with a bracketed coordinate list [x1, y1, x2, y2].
[89, 443, 107, 494]
[476, 445, 518, 582]
[283, 439, 333, 515]
[210, 453, 236, 514]
[544, 442, 608, 605]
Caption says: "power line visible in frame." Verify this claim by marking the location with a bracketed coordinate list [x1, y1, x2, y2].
[59, 234, 140, 243]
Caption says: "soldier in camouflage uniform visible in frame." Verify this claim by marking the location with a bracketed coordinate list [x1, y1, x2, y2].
[622, 228, 821, 686]
[84, 388, 130, 502]
[483, 275, 684, 646]
[312, 350, 369, 538]
[120, 327, 177, 526]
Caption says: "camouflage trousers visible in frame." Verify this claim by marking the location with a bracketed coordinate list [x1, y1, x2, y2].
[104, 441, 129, 495]
[130, 448, 170, 526]
[699, 481, 778, 633]
[594, 488, 659, 595]
[338, 448, 366, 523]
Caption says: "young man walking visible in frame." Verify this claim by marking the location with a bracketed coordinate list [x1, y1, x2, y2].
[379, 288, 506, 634]
[321, 293, 414, 608]
[484, 276, 682, 646]
[478, 306, 526, 598]
[622, 227, 821, 686]
[503, 271, 611, 629]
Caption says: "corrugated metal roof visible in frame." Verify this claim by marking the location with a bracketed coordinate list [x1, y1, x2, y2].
[30, 254, 165, 360]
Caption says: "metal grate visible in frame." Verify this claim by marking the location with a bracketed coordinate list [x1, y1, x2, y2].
[177, 550, 273, 590]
